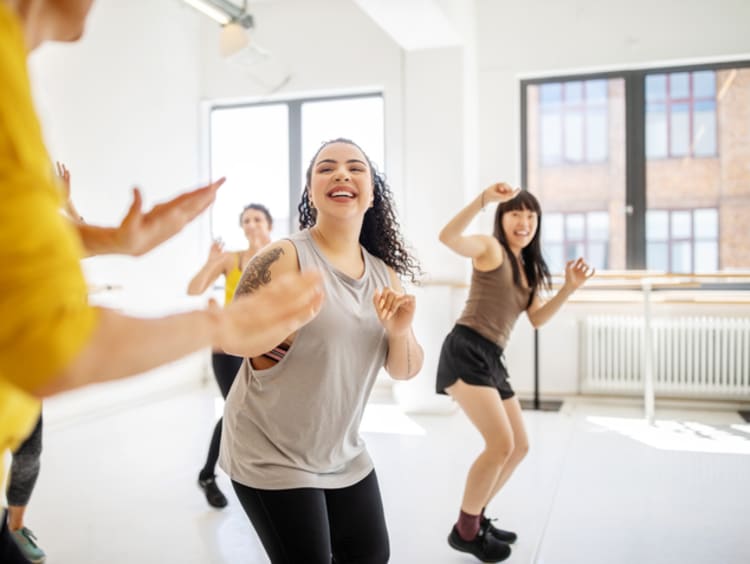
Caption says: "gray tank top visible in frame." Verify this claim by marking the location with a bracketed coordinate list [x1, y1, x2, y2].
[220, 229, 391, 490]
[456, 249, 532, 349]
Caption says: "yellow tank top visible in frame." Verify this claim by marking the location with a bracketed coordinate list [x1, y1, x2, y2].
[224, 252, 243, 305]
[0, 3, 96, 481]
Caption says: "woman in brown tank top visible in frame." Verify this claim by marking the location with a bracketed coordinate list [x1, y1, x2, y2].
[437, 184, 594, 562]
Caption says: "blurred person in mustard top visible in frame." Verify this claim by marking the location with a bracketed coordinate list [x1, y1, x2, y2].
[0, 2, 324, 562]
[188, 203, 274, 509]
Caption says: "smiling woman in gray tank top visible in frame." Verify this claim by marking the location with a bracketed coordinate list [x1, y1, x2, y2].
[219, 138, 423, 564]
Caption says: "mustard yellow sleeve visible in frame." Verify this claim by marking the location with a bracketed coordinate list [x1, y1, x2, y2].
[0, 4, 98, 394]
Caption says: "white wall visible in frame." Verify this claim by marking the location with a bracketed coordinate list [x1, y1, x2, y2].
[30, 0, 207, 312]
[28, 0, 211, 410]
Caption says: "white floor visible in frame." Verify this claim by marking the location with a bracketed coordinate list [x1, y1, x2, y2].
[20, 384, 750, 564]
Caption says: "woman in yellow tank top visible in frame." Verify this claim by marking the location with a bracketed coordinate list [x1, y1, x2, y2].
[187, 203, 273, 508]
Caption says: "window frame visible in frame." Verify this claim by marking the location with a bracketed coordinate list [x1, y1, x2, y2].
[521, 59, 750, 272]
[207, 91, 384, 237]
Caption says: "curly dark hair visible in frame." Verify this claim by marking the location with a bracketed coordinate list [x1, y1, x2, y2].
[492, 190, 551, 302]
[298, 138, 421, 283]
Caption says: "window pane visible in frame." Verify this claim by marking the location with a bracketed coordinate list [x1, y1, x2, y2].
[670, 72, 690, 99]
[587, 211, 609, 240]
[540, 83, 562, 105]
[646, 210, 669, 240]
[541, 113, 562, 164]
[543, 213, 564, 242]
[564, 111, 584, 162]
[648, 66, 750, 273]
[671, 241, 692, 272]
[545, 243, 565, 274]
[302, 97, 385, 173]
[586, 80, 608, 103]
[694, 242, 718, 272]
[694, 208, 718, 239]
[669, 103, 690, 156]
[646, 74, 667, 102]
[693, 71, 716, 98]
[588, 241, 609, 270]
[525, 78, 625, 268]
[210, 104, 290, 246]
[565, 241, 585, 260]
[693, 100, 717, 156]
[586, 108, 608, 161]
[646, 103, 667, 158]
[671, 210, 691, 239]
[647, 242, 668, 271]
[565, 213, 585, 240]
[565, 81, 583, 103]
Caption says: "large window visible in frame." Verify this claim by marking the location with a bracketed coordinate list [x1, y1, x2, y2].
[539, 79, 609, 165]
[209, 93, 384, 248]
[523, 62, 750, 274]
[646, 71, 717, 159]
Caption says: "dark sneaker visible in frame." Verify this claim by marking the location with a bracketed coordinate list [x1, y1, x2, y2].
[480, 516, 517, 544]
[198, 475, 228, 508]
[447, 525, 511, 562]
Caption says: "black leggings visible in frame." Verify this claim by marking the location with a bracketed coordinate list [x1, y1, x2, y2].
[8, 413, 43, 507]
[200, 352, 243, 479]
[232, 470, 389, 564]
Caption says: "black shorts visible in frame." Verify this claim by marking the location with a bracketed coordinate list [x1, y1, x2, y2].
[436, 324, 515, 400]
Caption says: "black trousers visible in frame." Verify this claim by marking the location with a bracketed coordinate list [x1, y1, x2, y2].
[200, 352, 243, 478]
[232, 470, 390, 564]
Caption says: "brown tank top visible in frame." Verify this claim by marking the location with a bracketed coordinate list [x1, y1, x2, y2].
[456, 250, 532, 349]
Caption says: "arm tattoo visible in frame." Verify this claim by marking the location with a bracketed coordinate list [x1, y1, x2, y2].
[234, 247, 285, 297]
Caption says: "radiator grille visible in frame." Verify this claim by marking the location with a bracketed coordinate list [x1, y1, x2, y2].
[580, 316, 750, 398]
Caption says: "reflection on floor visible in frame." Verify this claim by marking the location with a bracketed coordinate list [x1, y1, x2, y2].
[21, 386, 750, 563]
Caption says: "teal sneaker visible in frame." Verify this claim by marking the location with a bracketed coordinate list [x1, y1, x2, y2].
[10, 526, 46, 563]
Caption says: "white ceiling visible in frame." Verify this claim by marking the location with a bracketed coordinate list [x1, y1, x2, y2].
[353, 0, 462, 50]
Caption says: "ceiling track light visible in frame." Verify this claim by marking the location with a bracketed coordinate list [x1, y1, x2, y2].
[182, 0, 254, 29]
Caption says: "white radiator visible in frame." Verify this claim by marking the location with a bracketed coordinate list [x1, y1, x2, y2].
[580, 315, 750, 398]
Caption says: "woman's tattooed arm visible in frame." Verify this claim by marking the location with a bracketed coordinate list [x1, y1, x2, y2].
[234, 247, 285, 297]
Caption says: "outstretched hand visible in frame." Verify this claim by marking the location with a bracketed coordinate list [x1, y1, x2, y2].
[373, 287, 416, 337]
[208, 240, 225, 262]
[564, 257, 595, 290]
[55, 161, 83, 222]
[482, 182, 520, 206]
[55, 161, 71, 199]
[115, 178, 225, 256]
[216, 270, 325, 357]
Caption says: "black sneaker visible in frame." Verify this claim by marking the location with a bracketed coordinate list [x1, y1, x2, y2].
[198, 475, 228, 508]
[480, 516, 517, 544]
[447, 525, 511, 562]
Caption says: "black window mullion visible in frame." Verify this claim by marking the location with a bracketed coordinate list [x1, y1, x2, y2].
[625, 71, 647, 269]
